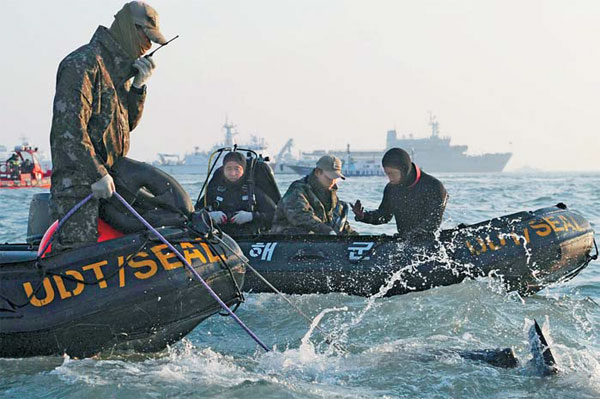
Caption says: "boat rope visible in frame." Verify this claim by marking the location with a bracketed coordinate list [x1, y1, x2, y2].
[210, 233, 348, 354]
[3, 194, 96, 308]
[36, 193, 94, 257]
[589, 238, 598, 261]
[196, 148, 227, 208]
[113, 192, 270, 352]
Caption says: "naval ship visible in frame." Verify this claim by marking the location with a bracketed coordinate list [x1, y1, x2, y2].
[284, 115, 512, 175]
[153, 121, 269, 175]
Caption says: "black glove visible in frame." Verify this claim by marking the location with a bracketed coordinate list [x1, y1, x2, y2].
[352, 200, 365, 220]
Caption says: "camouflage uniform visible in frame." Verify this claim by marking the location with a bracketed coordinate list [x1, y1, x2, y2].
[50, 26, 146, 251]
[270, 170, 356, 235]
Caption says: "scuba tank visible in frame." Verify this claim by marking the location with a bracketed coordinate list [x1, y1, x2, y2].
[331, 201, 349, 235]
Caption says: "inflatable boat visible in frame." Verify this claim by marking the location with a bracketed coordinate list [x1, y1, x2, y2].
[0, 222, 246, 358]
[236, 204, 596, 297]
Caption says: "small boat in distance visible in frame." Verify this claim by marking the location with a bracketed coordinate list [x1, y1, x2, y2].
[0, 144, 51, 189]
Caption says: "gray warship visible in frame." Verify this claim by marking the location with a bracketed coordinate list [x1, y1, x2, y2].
[284, 115, 512, 175]
[386, 115, 512, 172]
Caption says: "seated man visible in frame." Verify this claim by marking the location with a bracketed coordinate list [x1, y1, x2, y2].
[353, 148, 447, 240]
[271, 154, 356, 235]
[199, 151, 277, 235]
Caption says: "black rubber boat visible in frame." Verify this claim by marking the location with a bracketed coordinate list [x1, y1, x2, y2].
[236, 204, 596, 297]
[0, 229, 246, 358]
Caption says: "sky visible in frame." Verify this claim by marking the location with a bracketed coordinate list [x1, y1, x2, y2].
[1, 0, 599, 171]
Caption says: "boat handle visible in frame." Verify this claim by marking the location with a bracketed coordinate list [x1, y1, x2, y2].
[289, 249, 327, 261]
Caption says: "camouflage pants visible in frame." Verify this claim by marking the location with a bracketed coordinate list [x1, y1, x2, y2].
[51, 188, 99, 252]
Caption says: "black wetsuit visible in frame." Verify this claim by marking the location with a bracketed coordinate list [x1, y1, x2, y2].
[200, 174, 277, 236]
[359, 165, 447, 240]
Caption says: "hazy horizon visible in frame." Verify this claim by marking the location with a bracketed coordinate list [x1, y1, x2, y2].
[1, 0, 599, 172]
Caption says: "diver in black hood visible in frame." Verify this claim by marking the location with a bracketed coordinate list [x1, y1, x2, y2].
[352, 148, 448, 240]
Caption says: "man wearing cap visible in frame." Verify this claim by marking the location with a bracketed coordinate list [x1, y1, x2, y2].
[271, 154, 356, 235]
[49, 1, 167, 251]
[352, 148, 447, 240]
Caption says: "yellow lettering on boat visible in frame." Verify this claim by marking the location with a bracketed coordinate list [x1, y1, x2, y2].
[199, 242, 223, 263]
[543, 216, 564, 232]
[82, 260, 109, 288]
[181, 242, 207, 264]
[465, 241, 477, 255]
[568, 215, 583, 231]
[529, 220, 552, 237]
[485, 236, 500, 251]
[64, 270, 85, 296]
[498, 234, 506, 246]
[476, 237, 487, 253]
[151, 244, 183, 270]
[52, 276, 73, 299]
[509, 232, 521, 245]
[23, 277, 55, 307]
[557, 215, 576, 232]
[118, 256, 126, 287]
[128, 251, 158, 280]
[523, 228, 531, 243]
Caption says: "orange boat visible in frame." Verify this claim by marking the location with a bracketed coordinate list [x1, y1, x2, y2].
[0, 145, 51, 189]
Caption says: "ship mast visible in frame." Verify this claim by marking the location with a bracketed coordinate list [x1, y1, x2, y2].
[223, 119, 238, 147]
[428, 112, 440, 138]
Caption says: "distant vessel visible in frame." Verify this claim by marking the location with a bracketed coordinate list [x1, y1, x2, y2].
[0, 144, 51, 189]
[286, 115, 512, 175]
[385, 114, 512, 172]
[154, 121, 270, 175]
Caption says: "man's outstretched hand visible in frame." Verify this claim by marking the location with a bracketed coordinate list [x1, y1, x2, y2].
[352, 200, 365, 220]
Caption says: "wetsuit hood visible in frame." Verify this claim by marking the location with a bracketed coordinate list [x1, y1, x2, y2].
[382, 148, 415, 186]
[223, 151, 247, 170]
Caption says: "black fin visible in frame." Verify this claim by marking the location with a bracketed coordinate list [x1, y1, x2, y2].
[459, 347, 519, 368]
[529, 319, 558, 375]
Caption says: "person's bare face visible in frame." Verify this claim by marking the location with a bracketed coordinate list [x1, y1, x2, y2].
[224, 161, 244, 183]
[384, 167, 402, 185]
[315, 169, 337, 190]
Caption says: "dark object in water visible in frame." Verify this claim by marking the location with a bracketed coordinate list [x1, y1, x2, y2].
[459, 319, 558, 374]
[459, 347, 519, 368]
[236, 204, 596, 297]
[0, 229, 246, 358]
[528, 319, 559, 375]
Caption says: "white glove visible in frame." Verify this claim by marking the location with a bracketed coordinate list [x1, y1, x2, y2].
[132, 56, 156, 88]
[91, 174, 115, 199]
[231, 211, 253, 224]
[329, 230, 337, 236]
[208, 211, 227, 224]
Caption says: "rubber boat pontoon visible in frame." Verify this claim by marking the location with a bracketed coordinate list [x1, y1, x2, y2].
[0, 222, 246, 358]
[236, 204, 596, 297]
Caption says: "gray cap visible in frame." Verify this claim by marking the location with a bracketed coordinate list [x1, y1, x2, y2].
[316, 154, 345, 180]
[129, 1, 167, 45]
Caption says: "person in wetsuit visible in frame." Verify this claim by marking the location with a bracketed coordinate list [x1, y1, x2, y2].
[352, 148, 447, 240]
[199, 151, 276, 235]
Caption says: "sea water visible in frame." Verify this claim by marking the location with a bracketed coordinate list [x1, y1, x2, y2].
[0, 172, 598, 399]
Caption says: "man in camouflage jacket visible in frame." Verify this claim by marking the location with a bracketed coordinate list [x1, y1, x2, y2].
[50, 1, 167, 251]
[271, 155, 357, 235]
